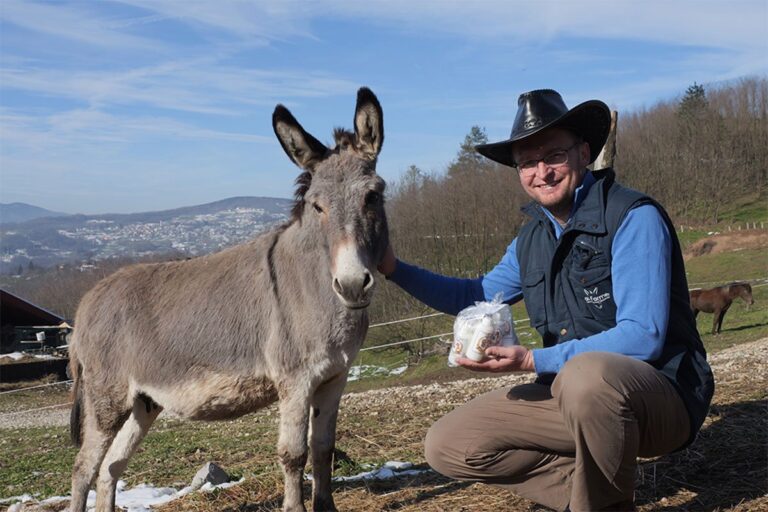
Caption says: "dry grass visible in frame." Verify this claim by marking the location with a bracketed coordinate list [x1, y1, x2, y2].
[3, 341, 765, 512]
[151, 340, 768, 512]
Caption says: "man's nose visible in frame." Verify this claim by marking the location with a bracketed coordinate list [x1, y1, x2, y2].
[534, 160, 554, 177]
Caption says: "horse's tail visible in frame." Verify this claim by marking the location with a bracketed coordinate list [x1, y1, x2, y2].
[69, 353, 84, 447]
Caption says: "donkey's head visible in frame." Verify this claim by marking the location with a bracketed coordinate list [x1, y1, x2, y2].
[273, 87, 389, 310]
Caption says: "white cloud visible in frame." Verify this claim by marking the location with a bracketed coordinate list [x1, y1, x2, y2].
[0, 0, 160, 50]
[0, 60, 360, 114]
[312, 0, 766, 51]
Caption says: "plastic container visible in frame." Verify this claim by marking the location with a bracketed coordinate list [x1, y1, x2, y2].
[448, 294, 519, 367]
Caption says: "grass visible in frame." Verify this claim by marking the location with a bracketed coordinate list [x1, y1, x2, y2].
[1, 238, 766, 510]
[685, 248, 767, 285]
[716, 189, 768, 224]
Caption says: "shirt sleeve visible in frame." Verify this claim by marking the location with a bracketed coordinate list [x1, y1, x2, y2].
[532, 204, 672, 374]
[386, 239, 524, 315]
[387, 260, 485, 315]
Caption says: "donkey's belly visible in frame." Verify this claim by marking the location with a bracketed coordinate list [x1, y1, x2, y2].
[138, 373, 278, 421]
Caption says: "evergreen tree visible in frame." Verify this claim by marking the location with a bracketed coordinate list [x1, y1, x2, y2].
[678, 82, 708, 120]
[448, 126, 491, 177]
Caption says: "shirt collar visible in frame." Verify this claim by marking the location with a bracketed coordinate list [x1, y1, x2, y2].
[541, 170, 597, 239]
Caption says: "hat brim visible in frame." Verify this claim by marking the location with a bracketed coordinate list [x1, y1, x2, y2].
[475, 100, 611, 168]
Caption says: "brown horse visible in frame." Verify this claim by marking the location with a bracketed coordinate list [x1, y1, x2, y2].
[689, 282, 754, 335]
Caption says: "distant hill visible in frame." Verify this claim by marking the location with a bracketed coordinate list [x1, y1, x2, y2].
[0, 203, 70, 224]
[0, 196, 292, 273]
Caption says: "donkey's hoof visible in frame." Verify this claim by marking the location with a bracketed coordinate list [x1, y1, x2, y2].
[312, 497, 338, 512]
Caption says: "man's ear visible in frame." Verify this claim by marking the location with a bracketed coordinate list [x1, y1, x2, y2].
[579, 140, 592, 166]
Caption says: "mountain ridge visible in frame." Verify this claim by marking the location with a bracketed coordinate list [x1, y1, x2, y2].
[0, 203, 70, 224]
[0, 196, 292, 273]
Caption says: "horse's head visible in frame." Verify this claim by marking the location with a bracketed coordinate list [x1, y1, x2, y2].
[273, 88, 388, 310]
[740, 283, 755, 306]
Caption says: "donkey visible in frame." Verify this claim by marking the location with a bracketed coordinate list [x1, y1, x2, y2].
[689, 282, 754, 335]
[68, 87, 388, 512]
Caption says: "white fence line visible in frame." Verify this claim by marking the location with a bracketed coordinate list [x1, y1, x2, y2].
[2, 275, 763, 408]
[369, 312, 445, 328]
[0, 402, 72, 417]
[688, 277, 768, 288]
[359, 332, 453, 352]
[0, 380, 72, 395]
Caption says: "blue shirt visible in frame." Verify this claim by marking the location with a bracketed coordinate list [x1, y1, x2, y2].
[389, 172, 672, 375]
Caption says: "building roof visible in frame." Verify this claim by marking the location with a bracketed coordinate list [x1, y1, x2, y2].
[0, 288, 66, 327]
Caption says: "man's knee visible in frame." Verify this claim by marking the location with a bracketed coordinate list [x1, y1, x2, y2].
[553, 352, 627, 415]
[424, 416, 457, 477]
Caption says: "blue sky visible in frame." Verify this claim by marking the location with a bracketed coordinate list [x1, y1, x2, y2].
[1, 0, 766, 214]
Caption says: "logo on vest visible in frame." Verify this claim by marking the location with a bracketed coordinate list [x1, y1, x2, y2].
[583, 287, 611, 309]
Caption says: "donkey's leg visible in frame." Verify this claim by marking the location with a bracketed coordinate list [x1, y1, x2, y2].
[95, 396, 162, 511]
[70, 399, 118, 512]
[309, 373, 347, 512]
[278, 387, 312, 512]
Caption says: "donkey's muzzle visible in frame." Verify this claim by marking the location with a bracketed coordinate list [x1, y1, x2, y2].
[332, 270, 375, 309]
[331, 241, 376, 309]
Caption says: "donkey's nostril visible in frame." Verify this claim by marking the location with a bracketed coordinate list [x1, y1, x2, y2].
[332, 278, 343, 296]
[362, 271, 373, 292]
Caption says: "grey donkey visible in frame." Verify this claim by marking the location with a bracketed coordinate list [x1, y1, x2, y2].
[68, 87, 389, 512]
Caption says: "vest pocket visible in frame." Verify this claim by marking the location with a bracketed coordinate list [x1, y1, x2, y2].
[523, 269, 547, 327]
[569, 263, 616, 321]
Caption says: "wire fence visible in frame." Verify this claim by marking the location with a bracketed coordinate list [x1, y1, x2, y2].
[0, 380, 73, 395]
[1, 276, 764, 418]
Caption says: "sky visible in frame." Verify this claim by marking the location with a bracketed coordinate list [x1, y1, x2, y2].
[1, 0, 766, 215]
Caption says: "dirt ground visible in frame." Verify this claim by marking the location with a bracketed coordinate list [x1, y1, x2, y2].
[684, 229, 768, 259]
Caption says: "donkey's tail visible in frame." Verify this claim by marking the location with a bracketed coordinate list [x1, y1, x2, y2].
[69, 354, 84, 447]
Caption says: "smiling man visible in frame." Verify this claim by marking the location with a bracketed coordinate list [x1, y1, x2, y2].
[377, 89, 714, 511]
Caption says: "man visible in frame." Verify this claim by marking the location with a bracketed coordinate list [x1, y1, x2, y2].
[377, 89, 714, 511]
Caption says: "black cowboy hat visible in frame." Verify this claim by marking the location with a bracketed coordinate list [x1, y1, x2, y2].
[475, 89, 611, 168]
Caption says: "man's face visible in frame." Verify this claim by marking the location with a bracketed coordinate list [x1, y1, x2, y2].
[512, 127, 590, 222]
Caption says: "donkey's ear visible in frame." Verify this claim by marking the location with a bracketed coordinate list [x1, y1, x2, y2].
[353, 87, 384, 159]
[273, 105, 328, 171]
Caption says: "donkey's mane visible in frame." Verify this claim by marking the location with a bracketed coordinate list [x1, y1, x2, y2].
[333, 127, 356, 149]
[290, 170, 313, 222]
[288, 128, 358, 223]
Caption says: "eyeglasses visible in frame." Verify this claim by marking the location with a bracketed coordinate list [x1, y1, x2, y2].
[515, 141, 582, 175]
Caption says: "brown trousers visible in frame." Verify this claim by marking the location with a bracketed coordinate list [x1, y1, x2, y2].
[424, 352, 690, 511]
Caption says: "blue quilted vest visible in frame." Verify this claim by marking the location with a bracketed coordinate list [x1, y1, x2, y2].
[516, 169, 714, 446]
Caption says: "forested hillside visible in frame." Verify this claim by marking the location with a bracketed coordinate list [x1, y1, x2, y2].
[372, 77, 767, 323]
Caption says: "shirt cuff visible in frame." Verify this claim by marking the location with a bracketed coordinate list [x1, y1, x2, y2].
[531, 347, 562, 375]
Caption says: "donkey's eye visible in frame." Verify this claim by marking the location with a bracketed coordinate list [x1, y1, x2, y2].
[365, 191, 381, 206]
[312, 203, 324, 214]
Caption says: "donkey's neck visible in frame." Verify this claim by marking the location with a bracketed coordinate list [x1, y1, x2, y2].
[273, 221, 341, 308]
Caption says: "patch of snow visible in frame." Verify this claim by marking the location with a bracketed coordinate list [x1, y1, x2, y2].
[0, 352, 59, 361]
[347, 364, 409, 382]
[388, 365, 408, 376]
[306, 460, 432, 483]
[2, 478, 244, 512]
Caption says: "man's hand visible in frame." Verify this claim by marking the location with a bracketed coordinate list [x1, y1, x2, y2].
[377, 244, 397, 277]
[457, 345, 535, 373]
